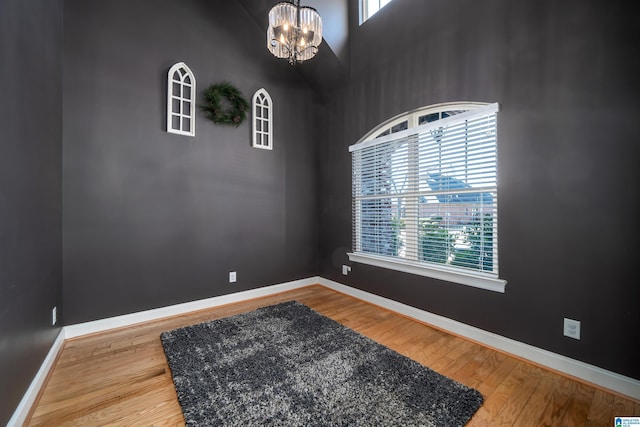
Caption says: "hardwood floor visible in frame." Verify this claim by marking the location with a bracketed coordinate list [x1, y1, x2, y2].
[27, 285, 639, 426]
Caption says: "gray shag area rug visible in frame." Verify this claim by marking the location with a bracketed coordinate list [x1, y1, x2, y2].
[160, 301, 483, 426]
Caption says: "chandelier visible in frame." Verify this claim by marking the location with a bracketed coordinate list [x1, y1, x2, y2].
[267, 0, 323, 65]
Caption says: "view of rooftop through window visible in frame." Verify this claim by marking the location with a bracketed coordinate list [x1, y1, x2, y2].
[361, 0, 393, 23]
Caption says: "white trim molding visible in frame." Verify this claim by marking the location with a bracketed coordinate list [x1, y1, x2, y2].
[317, 277, 640, 401]
[65, 277, 316, 338]
[348, 252, 507, 293]
[9, 276, 640, 425]
[8, 330, 66, 427]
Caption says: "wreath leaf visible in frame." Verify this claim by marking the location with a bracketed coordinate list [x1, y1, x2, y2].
[200, 82, 249, 127]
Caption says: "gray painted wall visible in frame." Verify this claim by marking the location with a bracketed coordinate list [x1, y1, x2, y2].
[62, 0, 320, 324]
[0, 0, 63, 423]
[318, 0, 640, 380]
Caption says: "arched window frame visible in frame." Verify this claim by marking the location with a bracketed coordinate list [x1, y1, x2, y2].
[358, 101, 488, 142]
[167, 62, 195, 137]
[252, 88, 273, 150]
[349, 101, 506, 292]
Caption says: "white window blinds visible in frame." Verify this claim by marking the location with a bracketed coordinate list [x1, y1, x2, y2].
[350, 103, 502, 287]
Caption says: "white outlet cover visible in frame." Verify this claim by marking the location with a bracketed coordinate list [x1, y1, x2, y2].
[52, 307, 57, 326]
[229, 271, 237, 283]
[563, 318, 580, 340]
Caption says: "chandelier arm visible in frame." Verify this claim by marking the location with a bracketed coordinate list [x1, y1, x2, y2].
[295, 45, 318, 57]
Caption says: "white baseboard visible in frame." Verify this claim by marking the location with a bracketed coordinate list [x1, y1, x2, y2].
[316, 277, 640, 401]
[10, 275, 639, 425]
[8, 329, 66, 427]
[64, 277, 318, 338]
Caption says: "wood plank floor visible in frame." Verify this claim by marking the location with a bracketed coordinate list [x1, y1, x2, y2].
[27, 284, 639, 426]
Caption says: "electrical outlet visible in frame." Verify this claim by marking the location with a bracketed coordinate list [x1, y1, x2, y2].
[229, 271, 237, 283]
[563, 318, 580, 340]
[52, 306, 57, 326]
[342, 265, 351, 275]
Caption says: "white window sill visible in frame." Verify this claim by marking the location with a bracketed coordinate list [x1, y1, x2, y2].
[347, 252, 507, 293]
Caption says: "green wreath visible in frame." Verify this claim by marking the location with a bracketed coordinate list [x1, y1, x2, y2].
[200, 82, 249, 126]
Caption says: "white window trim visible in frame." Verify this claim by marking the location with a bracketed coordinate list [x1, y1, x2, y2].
[349, 102, 506, 293]
[252, 88, 273, 150]
[360, 0, 393, 24]
[167, 62, 195, 137]
[347, 252, 506, 293]
[354, 101, 489, 146]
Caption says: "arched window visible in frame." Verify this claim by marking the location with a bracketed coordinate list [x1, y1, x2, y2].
[252, 88, 273, 150]
[349, 102, 506, 292]
[167, 62, 195, 136]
